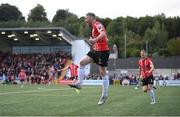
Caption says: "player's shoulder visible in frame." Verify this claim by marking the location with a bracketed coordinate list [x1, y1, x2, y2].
[146, 57, 153, 64]
[95, 21, 102, 25]
[94, 21, 104, 28]
[138, 58, 142, 63]
[146, 57, 152, 61]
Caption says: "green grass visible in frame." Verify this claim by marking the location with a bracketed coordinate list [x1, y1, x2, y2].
[0, 84, 180, 116]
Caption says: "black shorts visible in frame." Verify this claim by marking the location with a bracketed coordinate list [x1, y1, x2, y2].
[87, 50, 110, 67]
[20, 79, 25, 82]
[70, 76, 78, 80]
[142, 75, 154, 86]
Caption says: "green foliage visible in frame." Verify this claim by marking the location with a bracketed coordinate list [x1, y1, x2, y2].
[167, 38, 180, 56]
[52, 9, 77, 22]
[158, 48, 170, 57]
[0, 3, 25, 21]
[78, 21, 91, 37]
[0, 20, 25, 28]
[106, 17, 125, 36]
[52, 9, 80, 35]
[135, 16, 154, 36]
[144, 21, 168, 52]
[0, 3, 180, 58]
[27, 4, 48, 22]
[165, 16, 180, 39]
[126, 48, 139, 57]
[24, 21, 50, 27]
[152, 52, 159, 58]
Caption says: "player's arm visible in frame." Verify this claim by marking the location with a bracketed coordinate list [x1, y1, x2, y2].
[138, 67, 142, 80]
[94, 31, 106, 41]
[58, 65, 69, 71]
[148, 60, 154, 74]
[89, 31, 106, 44]
[89, 23, 106, 44]
[84, 38, 93, 46]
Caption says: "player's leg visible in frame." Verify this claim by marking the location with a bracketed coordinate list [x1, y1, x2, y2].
[20, 79, 24, 88]
[98, 66, 109, 105]
[97, 51, 110, 105]
[78, 55, 93, 85]
[99, 66, 109, 97]
[142, 78, 148, 92]
[135, 79, 141, 89]
[68, 55, 93, 89]
[142, 85, 148, 92]
[147, 76, 156, 104]
[147, 84, 156, 104]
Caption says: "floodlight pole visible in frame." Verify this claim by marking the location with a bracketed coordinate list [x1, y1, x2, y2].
[124, 31, 127, 59]
[146, 40, 148, 55]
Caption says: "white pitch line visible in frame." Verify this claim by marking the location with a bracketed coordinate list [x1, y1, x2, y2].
[19, 93, 99, 97]
[0, 87, 97, 96]
[0, 88, 69, 95]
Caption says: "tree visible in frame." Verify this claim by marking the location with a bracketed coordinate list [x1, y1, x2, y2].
[106, 17, 126, 58]
[167, 38, 180, 56]
[0, 3, 24, 21]
[144, 21, 168, 53]
[165, 16, 180, 39]
[52, 9, 77, 22]
[28, 4, 48, 22]
[135, 16, 154, 36]
[125, 16, 138, 33]
[52, 9, 80, 35]
[78, 21, 91, 37]
[65, 16, 80, 35]
[0, 20, 25, 28]
[158, 48, 170, 57]
[106, 17, 125, 36]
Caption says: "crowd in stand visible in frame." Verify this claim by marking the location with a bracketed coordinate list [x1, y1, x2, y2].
[85, 74, 101, 80]
[0, 51, 71, 84]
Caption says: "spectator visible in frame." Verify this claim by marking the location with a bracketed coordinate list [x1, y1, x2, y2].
[18, 69, 26, 87]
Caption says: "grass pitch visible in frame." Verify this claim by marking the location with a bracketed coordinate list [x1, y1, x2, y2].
[0, 84, 180, 116]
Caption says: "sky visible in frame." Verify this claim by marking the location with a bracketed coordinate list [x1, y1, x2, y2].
[1, 0, 180, 20]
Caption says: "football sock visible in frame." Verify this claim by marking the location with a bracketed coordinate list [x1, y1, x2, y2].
[148, 89, 156, 102]
[102, 74, 109, 97]
[78, 65, 85, 85]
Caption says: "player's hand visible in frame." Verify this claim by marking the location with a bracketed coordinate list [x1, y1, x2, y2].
[146, 71, 151, 75]
[89, 38, 96, 44]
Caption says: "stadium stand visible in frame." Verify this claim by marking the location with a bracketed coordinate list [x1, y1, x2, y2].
[0, 27, 77, 84]
[0, 51, 72, 84]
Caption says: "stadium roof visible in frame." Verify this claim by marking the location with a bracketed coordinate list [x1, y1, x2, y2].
[0, 27, 77, 45]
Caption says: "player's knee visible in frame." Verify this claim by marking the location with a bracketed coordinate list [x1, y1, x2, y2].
[147, 85, 153, 90]
[147, 87, 152, 91]
[143, 90, 147, 93]
[80, 60, 85, 66]
[100, 72, 103, 76]
[142, 87, 148, 92]
[100, 71, 106, 76]
[142, 88, 147, 92]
